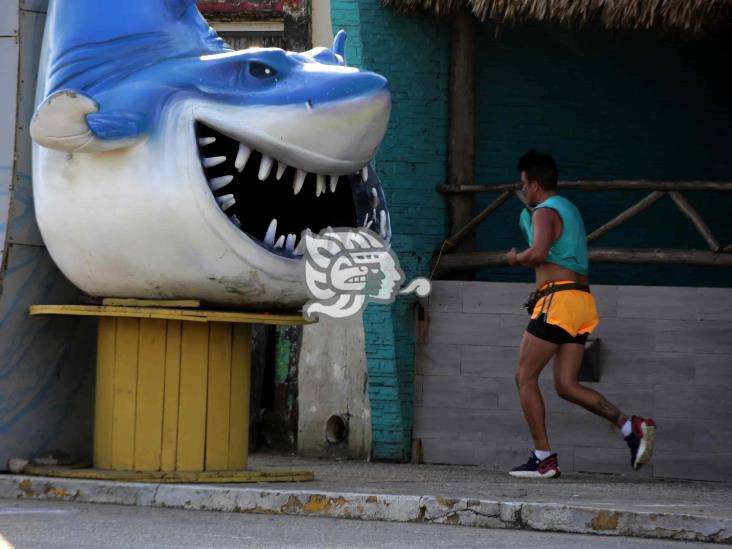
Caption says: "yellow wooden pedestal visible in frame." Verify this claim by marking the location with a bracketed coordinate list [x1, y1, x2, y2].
[30, 302, 315, 481]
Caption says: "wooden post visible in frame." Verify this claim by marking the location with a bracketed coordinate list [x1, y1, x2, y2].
[447, 9, 476, 253]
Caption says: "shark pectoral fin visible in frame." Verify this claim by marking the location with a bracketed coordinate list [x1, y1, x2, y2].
[86, 111, 147, 141]
[30, 90, 145, 153]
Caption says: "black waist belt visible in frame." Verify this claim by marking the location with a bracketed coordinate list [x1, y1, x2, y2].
[524, 283, 590, 315]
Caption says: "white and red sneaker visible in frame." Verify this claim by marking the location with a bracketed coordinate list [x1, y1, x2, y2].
[509, 452, 561, 479]
[624, 416, 657, 470]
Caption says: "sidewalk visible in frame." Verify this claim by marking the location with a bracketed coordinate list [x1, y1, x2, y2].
[1, 453, 730, 544]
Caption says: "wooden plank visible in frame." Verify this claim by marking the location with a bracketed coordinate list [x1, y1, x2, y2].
[29, 305, 314, 325]
[133, 319, 167, 471]
[176, 322, 209, 471]
[432, 248, 732, 275]
[443, 190, 512, 251]
[25, 465, 314, 483]
[205, 323, 233, 471]
[669, 191, 722, 252]
[437, 181, 732, 193]
[228, 324, 251, 469]
[93, 317, 116, 469]
[103, 298, 201, 308]
[111, 318, 140, 470]
[161, 320, 182, 470]
[587, 191, 666, 243]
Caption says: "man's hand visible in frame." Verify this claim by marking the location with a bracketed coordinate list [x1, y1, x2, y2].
[506, 248, 519, 266]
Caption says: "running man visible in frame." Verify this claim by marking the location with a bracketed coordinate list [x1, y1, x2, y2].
[506, 151, 656, 479]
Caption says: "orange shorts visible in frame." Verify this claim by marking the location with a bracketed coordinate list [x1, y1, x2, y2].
[530, 280, 599, 337]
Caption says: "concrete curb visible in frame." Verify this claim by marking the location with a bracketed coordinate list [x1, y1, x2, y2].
[1, 475, 729, 544]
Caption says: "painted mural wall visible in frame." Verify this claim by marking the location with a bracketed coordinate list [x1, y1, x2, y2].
[0, 0, 97, 469]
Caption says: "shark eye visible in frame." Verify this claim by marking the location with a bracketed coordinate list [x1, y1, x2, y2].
[249, 62, 277, 78]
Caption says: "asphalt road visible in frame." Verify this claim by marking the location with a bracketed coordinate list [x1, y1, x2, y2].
[0, 499, 724, 549]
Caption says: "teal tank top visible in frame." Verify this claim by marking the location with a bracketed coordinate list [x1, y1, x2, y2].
[519, 195, 589, 276]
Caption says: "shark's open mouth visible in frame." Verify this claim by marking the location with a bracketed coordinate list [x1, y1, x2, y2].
[195, 121, 386, 259]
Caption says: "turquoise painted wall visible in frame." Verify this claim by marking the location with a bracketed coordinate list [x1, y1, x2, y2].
[473, 24, 732, 287]
[329, 6, 732, 459]
[330, 0, 450, 459]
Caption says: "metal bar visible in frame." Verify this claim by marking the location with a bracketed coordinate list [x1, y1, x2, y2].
[437, 181, 732, 193]
[669, 191, 722, 252]
[587, 191, 666, 243]
[443, 190, 512, 252]
[431, 248, 732, 276]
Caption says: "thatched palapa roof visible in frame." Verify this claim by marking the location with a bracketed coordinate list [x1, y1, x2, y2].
[382, 0, 732, 33]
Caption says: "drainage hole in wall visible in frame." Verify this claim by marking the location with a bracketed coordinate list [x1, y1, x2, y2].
[325, 415, 348, 444]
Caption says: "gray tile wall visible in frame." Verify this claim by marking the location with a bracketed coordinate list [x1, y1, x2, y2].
[413, 281, 732, 481]
[0, 1, 97, 469]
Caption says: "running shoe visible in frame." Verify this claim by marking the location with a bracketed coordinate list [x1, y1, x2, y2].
[624, 415, 657, 470]
[509, 452, 561, 478]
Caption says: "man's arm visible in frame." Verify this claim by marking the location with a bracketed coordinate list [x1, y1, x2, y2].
[507, 208, 559, 267]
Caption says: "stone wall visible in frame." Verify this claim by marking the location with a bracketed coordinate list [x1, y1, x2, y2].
[414, 281, 732, 481]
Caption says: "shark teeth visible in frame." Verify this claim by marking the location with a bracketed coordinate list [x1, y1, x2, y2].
[209, 175, 233, 191]
[264, 218, 277, 246]
[261, 221, 300, 254]
[216, 194, 236, 211]
[197, 125, 380, 255]
[293, 169, 307, 195]
[370, 187, 379, 208]
[259, 155, 274, 180]
[235, 143, 251, 172]
[204, 156, 227, 168]
[276, 161, 287, 180]
[285, 233, 296, 252]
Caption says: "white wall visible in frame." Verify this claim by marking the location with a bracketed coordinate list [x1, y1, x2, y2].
[311, 0, 333, 47]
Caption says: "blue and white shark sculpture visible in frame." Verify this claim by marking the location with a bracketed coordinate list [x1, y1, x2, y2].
[31, 0, 391, 309]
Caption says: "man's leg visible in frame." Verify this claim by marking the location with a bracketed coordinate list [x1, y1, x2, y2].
[516, 331, 559, 450]
[552, 343, 627, 427]
[553, 342, 657, 470]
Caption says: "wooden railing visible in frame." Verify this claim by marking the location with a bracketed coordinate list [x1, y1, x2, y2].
[432, 181, 732, 277]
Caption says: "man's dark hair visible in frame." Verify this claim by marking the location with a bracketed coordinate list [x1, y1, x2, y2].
[517, 150, 558, 191]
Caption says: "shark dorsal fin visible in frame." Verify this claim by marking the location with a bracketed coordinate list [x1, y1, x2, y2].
[332, 30, 348, 65]
[165, 0, 197, 18]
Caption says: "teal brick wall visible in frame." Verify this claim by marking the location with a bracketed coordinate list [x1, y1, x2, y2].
[330, 0, 450, 459]
[472, 24, 732, 287]
[328, 6, 732, 459]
